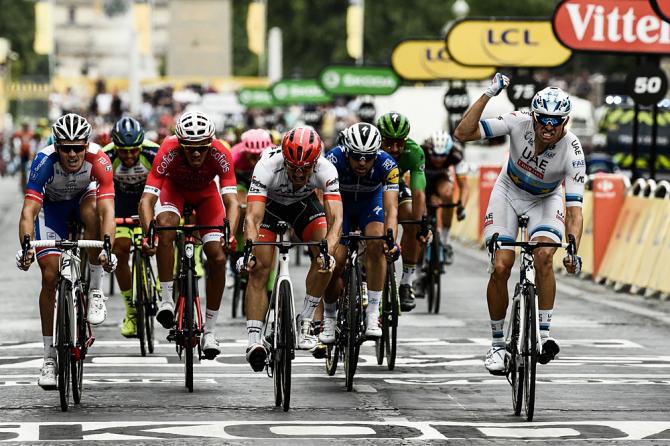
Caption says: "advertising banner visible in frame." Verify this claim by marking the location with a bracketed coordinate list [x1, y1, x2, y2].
[318, 66, 399, 95]
[446, 19, 572, 67]
[270, 80, 332, 105]
[391, 39, 495, 80]
[553, 0, 670, 54]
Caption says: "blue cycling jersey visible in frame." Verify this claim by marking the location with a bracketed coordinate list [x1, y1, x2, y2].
[325, 146, 399, 201]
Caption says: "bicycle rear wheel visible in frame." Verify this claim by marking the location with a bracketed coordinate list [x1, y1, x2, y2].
[325, 344, 339, 376]
[279, 281, 293, 411]
[523, 284, 538, 421]
[509, 298, 523, 416]
[232, 272, 241, 318]
[375, 273, 388, 366]
[385, 263, 399, 371]
[71, 287, 85, 404]
[134, 255, 147, 357]
[57, 280, 71, 412]
[184, 271, 194, 393]
[344, 265, 361, 392]
[146, 260, 157, 354]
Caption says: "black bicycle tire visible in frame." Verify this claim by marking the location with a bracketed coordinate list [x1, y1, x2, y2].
[280, 280, 293, 411]
[146, 259, 156, 354]
[433, 239, 442, 314]
[232, 273, 240, 319]
[510, 298, 523, 416]
[80, 250, 90, 296]
[134, 253, 147, 357]
[270, 288, 282, 407]
[344, 264, 359, 392]
[524, 284, 538, 421]
[57, 279, 71, 412]
[375, 281, 387, 366]
[326, 344, 339, 376]
[386, 263, 399, 371]
[71, 287, 85, 404]
[185, 268, 194, 393]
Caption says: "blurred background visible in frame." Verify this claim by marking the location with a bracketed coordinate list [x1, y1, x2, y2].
[0, 0, 665, 182]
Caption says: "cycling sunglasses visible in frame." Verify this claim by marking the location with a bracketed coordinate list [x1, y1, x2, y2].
[348, 151, 377, 162]
[181, 142, 212, 154]
[285, 161, 315, 174]
[534, 113, 567, 127]
[117, 145, 141, 152]
[56, 143, 88, 154]
[381, 138, 406, 148]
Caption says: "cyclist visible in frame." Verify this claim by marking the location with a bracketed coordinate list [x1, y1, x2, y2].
[104, 117, 159, 338]
[240, 126, 342, 372]
[323, 122, 400, 342]
[421, 130, 469, 265]
[12, 121, 35, 190]
[376, 112, 430, 312]
[16, 113, 117, 389]
[138, 111, 240, 360]
[232, 128, 273, 204]
[454, 74, 584, 373]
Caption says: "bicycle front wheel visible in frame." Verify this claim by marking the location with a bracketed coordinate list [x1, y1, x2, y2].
[71, 287, 86, 404]
[344, 265, 361, 392]
[57, 280, 71, 412]
[184, 271, 194, 393]
[523, 284, 538, 421]
[385, 263, 399, 371]
[279, 280, 293, 411]
[509, 298, 523, 416]
[134, 255, 147, 357]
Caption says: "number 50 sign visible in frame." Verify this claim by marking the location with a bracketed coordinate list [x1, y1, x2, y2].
[625, 64, 668, 106]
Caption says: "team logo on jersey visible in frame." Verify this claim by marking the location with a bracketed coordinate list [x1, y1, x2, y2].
[519, 147, 548, 178]
[326, 153, 338, 164]
[382, 158, 394, 171]
[572, 172, 585, 184]
[556, 209, 565, 223]
[387, 167, 400, 184]
[571, 140, 582, 156]
[484, 212, 494, 227]
[524, 131, 534, 145]
[156, 150, 178, 175]
[572, 159, 585, 168]
[210, 148, 231, 172]
[544, 150, 557, 159]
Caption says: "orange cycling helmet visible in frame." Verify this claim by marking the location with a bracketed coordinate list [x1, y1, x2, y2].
[281, 127, 322, 167]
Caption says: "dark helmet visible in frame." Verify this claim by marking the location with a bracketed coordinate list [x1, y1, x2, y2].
[112, 117, 144, 148]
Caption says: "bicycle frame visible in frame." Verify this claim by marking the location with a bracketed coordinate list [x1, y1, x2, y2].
[266, 231, 298, 357]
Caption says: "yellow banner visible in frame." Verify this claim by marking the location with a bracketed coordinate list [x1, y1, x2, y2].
[247, 1, 266, 56]
[346, 4, 364, 60]
[34, 1, 54, 55]
[392, 40, 495, 81]
[132, 2, 152, 56]
[446, 20, 571, 68]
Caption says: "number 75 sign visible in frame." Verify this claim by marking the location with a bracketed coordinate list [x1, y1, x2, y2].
[625, 64, 668, 106]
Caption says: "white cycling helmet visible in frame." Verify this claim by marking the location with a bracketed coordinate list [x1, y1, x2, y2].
[344, 122, 381, 156]
[175, 111, 215, 142]
[429, 130, 454, 156]
[531, 87, 571, 117]
[52, 113, 92, 142]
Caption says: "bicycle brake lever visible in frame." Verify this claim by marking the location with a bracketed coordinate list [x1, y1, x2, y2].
[22, 234, 30, 255]
[385, 228, 394, 251]
[103, 234, 112, 257]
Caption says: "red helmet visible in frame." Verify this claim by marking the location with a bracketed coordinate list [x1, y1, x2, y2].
[281, 127, 322, 167]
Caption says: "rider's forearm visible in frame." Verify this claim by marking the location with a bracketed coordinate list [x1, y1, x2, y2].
[383, 191, 398, 240]
[223, 193, 240, 236]
[19, 200, 40, 242]
[324, 200, 343, 255]
[411, 190, 426, 220]
[243, 203, 264, 243]
[98, 199, 116, 245]
[457, 176, 469, 205]
[139, 193, 157, 235]
[565, 207, 583, 252]
[453, 95, 490, 142]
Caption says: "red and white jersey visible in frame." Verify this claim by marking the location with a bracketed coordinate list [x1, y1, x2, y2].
[144, 136, 237, 196]
[247, 146, 340, 206]
[26, 143, 114, 203]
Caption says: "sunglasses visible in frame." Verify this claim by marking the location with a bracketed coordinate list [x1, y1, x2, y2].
[534, 113, 567, 127]
[348, 151, 377, 162]
[181, 142, 212, 154]
[381, 138, 406, 148]
[285, 161, 314, 174]
[117, 146, 141, 152]
[56, 143, 88, 154]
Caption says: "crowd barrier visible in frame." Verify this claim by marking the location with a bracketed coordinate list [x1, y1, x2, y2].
[451, 167, 668, 297]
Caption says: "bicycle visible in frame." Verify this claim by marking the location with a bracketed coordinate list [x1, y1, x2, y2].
[325, 229, 395, 391]
[488, 215, 576, 422]
[229, 251, 247, 319]
[115, 216, 160, 357]
[241, 221, 330, 411]
[22, 233, 111, 412]
[149, 206, 229, 393]
[417, 202, 459, 314]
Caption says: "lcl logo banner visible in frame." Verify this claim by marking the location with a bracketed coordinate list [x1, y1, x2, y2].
[553, 0, 670, 53]
[445, 19, 572, 68]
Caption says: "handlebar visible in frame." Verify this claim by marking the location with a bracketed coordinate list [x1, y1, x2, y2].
[241, 237, 330, 271]
[23, 234, 111, 257]
[399, 215, 431, 240]
[487, 232, 578, 271]
[340, 229, 395, 251]
[147, 219, 231, 250]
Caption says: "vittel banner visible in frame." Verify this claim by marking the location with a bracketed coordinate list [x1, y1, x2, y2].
[553, 0, 670, 53]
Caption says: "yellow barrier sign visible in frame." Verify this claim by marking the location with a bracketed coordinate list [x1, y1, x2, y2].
[445, 19, 572, 68]
[631, 199, 670, 290]
[391, 39, 495, 81]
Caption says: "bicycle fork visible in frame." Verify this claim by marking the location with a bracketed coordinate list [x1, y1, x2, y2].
[520, 253, 541, 357]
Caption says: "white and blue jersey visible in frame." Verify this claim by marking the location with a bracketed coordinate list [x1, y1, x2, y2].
[325, 147, 400, 236]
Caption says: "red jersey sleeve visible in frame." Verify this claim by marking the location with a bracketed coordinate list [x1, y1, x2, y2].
[144, 136, 179, 196]
[213, 140, 238, 195]
[89, 149, 115, 201]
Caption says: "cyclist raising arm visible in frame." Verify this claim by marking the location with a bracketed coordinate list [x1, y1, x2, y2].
[17, 113, 117, 389]
[242, 127, 343, 372]
[138, 112, 239, 360]
[454, 74, 584, 374]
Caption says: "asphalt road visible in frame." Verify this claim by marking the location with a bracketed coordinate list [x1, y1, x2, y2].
[1, 176, 669, 444]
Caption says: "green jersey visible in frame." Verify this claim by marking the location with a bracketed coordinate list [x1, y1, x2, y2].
[395, 138, 426, 191]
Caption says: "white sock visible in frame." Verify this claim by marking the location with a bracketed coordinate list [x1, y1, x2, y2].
[491, 318, 505, 347]
[367, 290, 382, 317]
[247, 320, 263, 346]
[324, 302, 337, 318]
[89, 264, 103, 290]
[43, 336, 56, 360]
[539, 309, 553, 339]
[400, 263, 416, 286]
[440, 227, 451, 245]
[160, 281, 174, 304]
[299, 294, 321, 321]
[204, 309, 219, 334]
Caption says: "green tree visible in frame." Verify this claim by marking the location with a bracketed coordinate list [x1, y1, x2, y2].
[0, 0, 48, 77]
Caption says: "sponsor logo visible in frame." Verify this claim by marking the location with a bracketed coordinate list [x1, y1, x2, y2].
[382, 158, 395, 170]
[326, 178, 339, 188]
[156, 150, 178, 175]
[519, 147, 549, 178]
[572, 139, 583, 156]
[209, 147, 231, 172]
[597, 179, 614, 192]
[524, 131, 534, 145]
[572, 159, 586, 168]
[545, 151, 557, 159]
[484, 212, 494, 226]
[553, 0, 670, 54]
[327, 153, 338, 164]
[556, 209, 565, 223]
[373, 206, 383, 215]
[572, 173, 586, 183]
[251, 177, 267, 190]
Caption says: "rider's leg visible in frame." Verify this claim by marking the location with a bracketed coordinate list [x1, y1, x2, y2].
[38, 255, 60, 360]
[245, 241, 274, 343]
[302, 220, 331, 322]
[156, 211, 179, 302]
[79, 195, 102, 289]
[398, 200, 419, 286]
[532, 240, 558, 338]
[487, 249, 515, 347]
[202, 237, 228, 335]
[113, 234, 137, 336]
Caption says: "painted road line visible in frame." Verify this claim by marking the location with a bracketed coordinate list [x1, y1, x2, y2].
[2, 420, 670, 441]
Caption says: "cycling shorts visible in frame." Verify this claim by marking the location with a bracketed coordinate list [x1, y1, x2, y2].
[157, 179, 226, 245]
[399, 179, 412, 205]
[483, 180, 565, 250]
[34, 192, 94, 259]
[341, 191, 384, 245]
[259, 192, 326, 242]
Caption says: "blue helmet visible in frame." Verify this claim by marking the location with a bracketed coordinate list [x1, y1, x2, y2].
[112, 117, 144, 148]
[531, 87, 571, 117]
